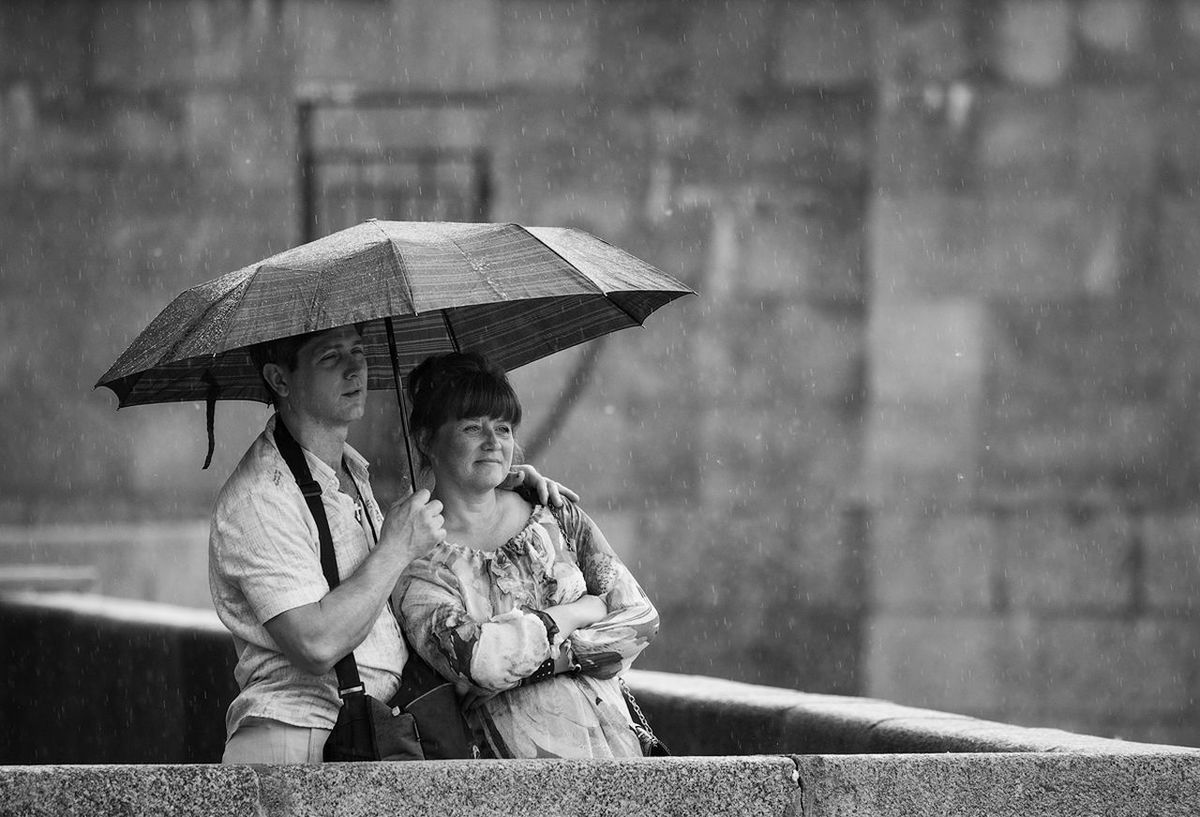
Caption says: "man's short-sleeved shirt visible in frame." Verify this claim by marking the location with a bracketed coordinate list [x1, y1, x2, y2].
[209, 415, 406, 737]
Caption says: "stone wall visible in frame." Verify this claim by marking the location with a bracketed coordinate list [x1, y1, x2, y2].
[2, 0, 1200, 749]
[863, 1, 1200, 748]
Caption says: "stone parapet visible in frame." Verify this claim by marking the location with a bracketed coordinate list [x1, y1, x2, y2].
[0, 758, 800, 817]
[630, 670, 1195, 757]
[796, 751, 1200, 817]
[3, 752, 1199, 817]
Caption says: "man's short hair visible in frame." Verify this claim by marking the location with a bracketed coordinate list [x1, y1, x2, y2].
[249, 323, 365, 407]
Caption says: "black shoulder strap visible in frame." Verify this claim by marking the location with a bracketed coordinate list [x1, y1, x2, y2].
[272, 417, 364, 697]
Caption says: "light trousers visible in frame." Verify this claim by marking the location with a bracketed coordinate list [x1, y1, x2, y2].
[222, 716, 332, 764]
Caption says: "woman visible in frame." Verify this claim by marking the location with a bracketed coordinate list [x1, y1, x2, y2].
[394, 351, 659, 759]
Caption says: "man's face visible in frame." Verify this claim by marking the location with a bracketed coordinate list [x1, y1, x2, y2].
[279, 325, 368, 426]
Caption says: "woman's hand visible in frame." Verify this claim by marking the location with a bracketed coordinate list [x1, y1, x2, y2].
[551, 642, 579, 675]
[507, 464, 580, 507]
[543, 594, 606, 639]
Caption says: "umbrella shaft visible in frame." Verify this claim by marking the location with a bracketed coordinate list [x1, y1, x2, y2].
[384, 317, 419, 491]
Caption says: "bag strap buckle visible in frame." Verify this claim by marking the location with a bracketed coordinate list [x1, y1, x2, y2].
[338, 683, 365, 699]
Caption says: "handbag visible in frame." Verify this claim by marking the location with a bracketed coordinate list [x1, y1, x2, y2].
[273, 418, 475, 761]
[392, 646, 477, 759]
[324, 682, 423, 762]
[620, 677, 671, 757]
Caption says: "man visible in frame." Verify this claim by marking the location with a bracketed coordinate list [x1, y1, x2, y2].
[209, 323, 570, 763]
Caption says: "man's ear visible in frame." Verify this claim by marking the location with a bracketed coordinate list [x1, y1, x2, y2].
[262, 363, 289, 401]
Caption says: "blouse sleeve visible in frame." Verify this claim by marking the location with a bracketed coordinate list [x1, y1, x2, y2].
[396, 555, 555, 695]
[554, 502, 659, 680]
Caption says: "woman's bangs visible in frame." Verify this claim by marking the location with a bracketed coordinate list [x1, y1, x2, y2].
[451, 373, 522, 426]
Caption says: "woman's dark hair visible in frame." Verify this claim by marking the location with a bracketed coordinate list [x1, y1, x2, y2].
[407, 351, 522, 468]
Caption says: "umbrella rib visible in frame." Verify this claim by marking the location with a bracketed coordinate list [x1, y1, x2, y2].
[447, 235, 507, 301]
[370, 220, 419, 316]
[512, 224, 644, 325]
[162, 270, 256, 364]
[441, 311, 462, 353]
[206, 267, 269, 355]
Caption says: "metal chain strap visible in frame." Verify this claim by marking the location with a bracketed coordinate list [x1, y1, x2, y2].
[619, 677, 655, 735]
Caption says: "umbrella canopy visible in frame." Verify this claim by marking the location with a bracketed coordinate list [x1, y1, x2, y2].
[97, 220, 694, 407]
[96, 220, 695, 473]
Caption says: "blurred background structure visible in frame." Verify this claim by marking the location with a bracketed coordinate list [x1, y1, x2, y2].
[2, 0, 1199, 748]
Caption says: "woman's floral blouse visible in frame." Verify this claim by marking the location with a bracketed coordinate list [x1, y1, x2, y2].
[395, 500, 659, 759]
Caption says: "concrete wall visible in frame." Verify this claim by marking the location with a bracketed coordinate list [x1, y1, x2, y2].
[3, 0, 1200, 749]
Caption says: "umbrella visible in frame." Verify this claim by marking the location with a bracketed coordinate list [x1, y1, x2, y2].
[96, 219, 695, 478]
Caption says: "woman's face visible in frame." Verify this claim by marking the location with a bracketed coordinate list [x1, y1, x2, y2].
[425, 415, 516, 492]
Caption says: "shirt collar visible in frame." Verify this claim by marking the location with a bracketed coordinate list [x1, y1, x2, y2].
[266, 414, 371, 491]
[342, 442, 371, 481]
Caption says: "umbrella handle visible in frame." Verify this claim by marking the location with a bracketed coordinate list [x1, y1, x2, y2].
[384, 317, 419, 492]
